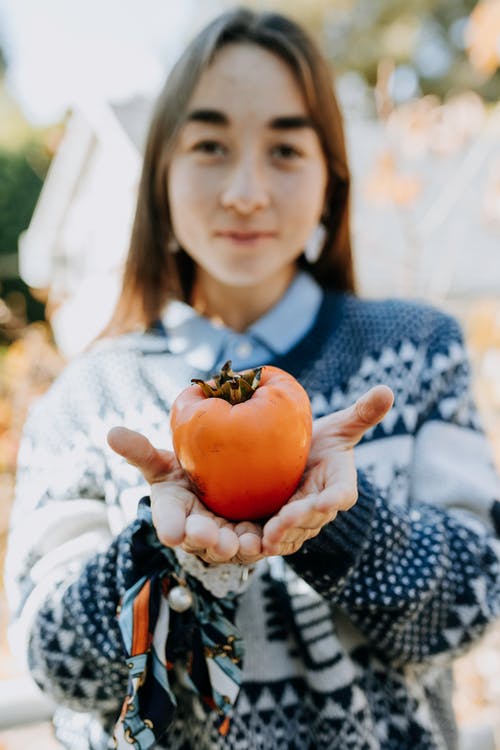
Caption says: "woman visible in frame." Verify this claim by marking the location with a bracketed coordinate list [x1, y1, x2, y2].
[6, 8, 500, 750]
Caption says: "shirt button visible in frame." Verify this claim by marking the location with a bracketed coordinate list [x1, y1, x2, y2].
[235, 341, 252, 358]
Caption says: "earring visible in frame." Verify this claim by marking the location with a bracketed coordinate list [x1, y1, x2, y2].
[168, 235, 180, 253]
[304, 223, 327, 264]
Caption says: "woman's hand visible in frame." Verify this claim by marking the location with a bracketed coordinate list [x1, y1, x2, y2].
[261, 384, 394, 556]
[107, 384, 393, 565]
[107, 427, 263, 564]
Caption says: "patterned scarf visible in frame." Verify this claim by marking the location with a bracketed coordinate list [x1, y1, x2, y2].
[113, 499, 244, 749]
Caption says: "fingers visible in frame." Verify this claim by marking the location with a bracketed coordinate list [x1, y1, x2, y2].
[313, 482, 357, 514]
[182, 522, 263, 565]
[262, 524, 318, 557]
[355, 385, 394, 429]
[329, 385, 394, 447]
[261, 479, 358, 556]
[204, 527, 240, 562]
[273, 483, 355, 530]
[235, 532, 263, 564]
[152, 483, 236, 560]
[107, 427, 177, 484]
[180, 514, 251, 563]
[151, 481, 192, 546]
[182, 517, 239, 562]
[262, 498, 331, 555]
[264, 538, 315, 557]
[110, 428, 265, 564]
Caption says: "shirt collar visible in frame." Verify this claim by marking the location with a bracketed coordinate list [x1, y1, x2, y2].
[247, 271, 322, 354]
[160, 271, 323, 372]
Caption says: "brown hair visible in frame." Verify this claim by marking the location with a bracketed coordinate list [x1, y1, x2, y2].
[105, 7, 354, 335]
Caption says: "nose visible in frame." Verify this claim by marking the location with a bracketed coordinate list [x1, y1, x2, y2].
[220, 156, 270, 215]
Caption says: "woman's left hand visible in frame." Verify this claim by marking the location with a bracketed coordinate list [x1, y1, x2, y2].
[261, 384, 393, 557]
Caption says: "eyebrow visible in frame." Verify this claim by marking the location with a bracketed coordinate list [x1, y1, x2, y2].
[186, 109, 228, 125]
[185, 109, 314, 130]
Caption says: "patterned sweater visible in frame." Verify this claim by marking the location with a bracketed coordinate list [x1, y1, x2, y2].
[5, 291, 500, 750]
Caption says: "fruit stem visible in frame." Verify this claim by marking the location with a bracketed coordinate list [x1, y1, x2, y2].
[191, 360, 262, 405]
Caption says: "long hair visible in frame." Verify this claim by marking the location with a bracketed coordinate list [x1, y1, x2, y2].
[105, 7, 354, 335]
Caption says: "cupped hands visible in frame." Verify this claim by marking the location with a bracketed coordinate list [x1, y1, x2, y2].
[107, 385, 393, 565]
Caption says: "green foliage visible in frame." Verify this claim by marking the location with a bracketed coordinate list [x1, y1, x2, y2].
[0, 47, 6, 76]
[0, 145, 47, 259]
[0, 142, 51, 324]
[0, 68, 54, 325]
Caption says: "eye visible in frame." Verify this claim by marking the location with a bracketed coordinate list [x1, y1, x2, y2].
[271, 143, 303, 160]
[193, 140, 227, 156]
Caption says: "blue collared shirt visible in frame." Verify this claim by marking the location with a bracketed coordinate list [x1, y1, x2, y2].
[160, 271, 323, 373]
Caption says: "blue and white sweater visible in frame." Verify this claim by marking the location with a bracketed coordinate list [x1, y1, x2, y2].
[5, 285, 500, 750]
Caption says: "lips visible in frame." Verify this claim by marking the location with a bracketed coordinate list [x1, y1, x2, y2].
[215, 230, 276, 242]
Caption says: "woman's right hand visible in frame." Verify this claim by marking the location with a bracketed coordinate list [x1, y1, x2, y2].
[107, 427, 264, 564]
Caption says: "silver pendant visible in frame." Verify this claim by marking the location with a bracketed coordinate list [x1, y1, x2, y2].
[167, 584, 193, 612]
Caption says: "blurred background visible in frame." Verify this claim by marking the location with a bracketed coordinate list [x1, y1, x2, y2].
[0, 0, 499, 747]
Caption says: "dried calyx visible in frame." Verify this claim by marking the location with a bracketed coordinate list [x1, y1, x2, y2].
[191, 360, 262, 405]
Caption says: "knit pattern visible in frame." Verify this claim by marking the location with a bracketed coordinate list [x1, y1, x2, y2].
[6, 292, 500, 750]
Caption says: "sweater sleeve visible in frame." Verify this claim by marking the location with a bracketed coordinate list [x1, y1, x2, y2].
[286, 312, 500, 667]
[5, 360, 245, 731]
[4, 367, 162, 717]
[26, 518, 139, 714]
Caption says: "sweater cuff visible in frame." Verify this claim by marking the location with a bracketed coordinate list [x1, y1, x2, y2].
[287, 471, 377, 582]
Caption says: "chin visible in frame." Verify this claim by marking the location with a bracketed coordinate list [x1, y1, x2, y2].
[210, 264, 270, 287]
[221, 272, 277, 289]
[220, 258, 295, 285]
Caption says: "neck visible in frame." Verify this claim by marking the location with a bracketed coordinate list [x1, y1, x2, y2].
[191, 268, 296, 332]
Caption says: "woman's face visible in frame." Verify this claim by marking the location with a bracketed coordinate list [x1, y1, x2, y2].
[167, 43, 328, 296]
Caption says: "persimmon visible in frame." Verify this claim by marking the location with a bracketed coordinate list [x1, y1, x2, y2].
[170, 361, 312, 521]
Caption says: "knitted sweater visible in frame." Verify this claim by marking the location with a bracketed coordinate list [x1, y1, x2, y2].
[5, 291, 500, 750]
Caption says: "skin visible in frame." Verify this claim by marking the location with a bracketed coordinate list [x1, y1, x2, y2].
[107, 43, 395, 563]
[167, 43, 328, 331]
